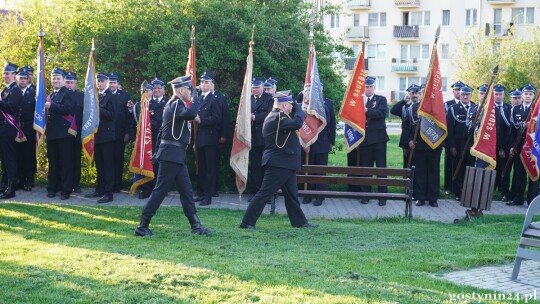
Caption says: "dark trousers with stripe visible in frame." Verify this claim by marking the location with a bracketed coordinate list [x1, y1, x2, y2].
[47, 137, 74, 194]
[95, 141, 114, 196]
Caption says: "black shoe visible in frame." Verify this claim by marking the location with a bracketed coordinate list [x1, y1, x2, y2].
[302, 197, 312, 205]
[298, 223, 319, 228]
[429, 201, 438, 207]
[199, 198, 211, 206]
[60, 193, 70, 200]
[85, 192, 103, 198]
[501, 195, 509, 202]
[134, 227, 153, 237]
[455, 196, 461, 201]
[0, 190, 15, 199]
[239, 222, 255, 230]
[97, 195, 113, 204]
[378, 200, 386, 206]
[444, 190, 450, 195]
[113, 188, 121, 193]
[191, 225, 213, 235]
[194, 196, 205, 202]
[138, 191, 151, 199]
[506, 201, 524, 206]
[313, 199, 323, 206]
[212, 192, 219, 198]
[47, 191, 56, 198]
[416, 200, 425, 206]
[73, 187, 82, 194]
[360, 199, 369, 204]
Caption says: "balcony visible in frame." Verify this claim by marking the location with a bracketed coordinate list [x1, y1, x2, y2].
[391, 58, 418, 73]
[344, 58, 369, 71]
[346, 0, 371, 9]
[484, 22, 514, 38]
[394, 0, 420, 8]
[393, 25, 419, 40]
[345, 26, 369, 41]
[487, 0, 515, 4]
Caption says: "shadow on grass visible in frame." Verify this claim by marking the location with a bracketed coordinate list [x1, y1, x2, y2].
[0, 202, 529, 303]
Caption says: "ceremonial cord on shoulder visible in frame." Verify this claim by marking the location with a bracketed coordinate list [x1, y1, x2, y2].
[275, 112, 292, 149]
[171, 99, 185, 141]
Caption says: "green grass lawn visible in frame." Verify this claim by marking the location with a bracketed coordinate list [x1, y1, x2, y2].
[0, 203, 537, 303]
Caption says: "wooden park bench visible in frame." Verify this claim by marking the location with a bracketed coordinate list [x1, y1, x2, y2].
[512, 195, 540, 281]
[272, 165, 415, 221]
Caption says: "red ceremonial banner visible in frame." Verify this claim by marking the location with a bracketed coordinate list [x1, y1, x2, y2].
[470, 88, 497, 169]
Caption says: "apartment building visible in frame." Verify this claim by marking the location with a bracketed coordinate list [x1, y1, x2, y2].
[322, 0, 540, 101]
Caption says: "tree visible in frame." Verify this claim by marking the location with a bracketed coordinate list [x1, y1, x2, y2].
[454, 26, 540, 92]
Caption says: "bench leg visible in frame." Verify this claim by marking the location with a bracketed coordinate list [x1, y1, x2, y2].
[512, 256, 523, 280]
[405, 199, 412, 222]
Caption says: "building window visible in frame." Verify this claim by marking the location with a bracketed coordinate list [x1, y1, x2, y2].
[493, 8, 502, 35]
[330, 14, 340, 28]
[400, 44, 430, 60]
[375, 76, 385, 91]
[465, 9, 477, 26]
[409, 11, 430, 26]
[353, 14, 360, 27]
[352, 44, 359, 57]
[367, 44, 386, 59]
[441, 43, 449, 59]
[442, 77, 448, 92]
[442, 10, 450, 26]
[512, 7, 534, 25]
[368, 12, 386, 27]
[399, 77, 427, 100]
[464, 43, 473, 54]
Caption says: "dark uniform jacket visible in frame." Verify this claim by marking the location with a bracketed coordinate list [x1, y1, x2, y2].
[251, 92, 273, 147]
[217, 92, 231, 139]
[446, 102, 477, 153]
[360, 93, 389, 146]
[390, 99, 412, 148]
[402, 102, 440, 150]
[444, 98, 459, 113]
[310, 97, 336, 154]
[0, 82, 23, 137]
[495, 102, 512, 152]
[72, 90, 84, 140]
[94, 89, 116, 144]
[154, 95, 200, 165]
[112, 89, 132, 140]
[19, 86, 36, 127]
[510, 104, 531, 154]
[46, 86, 76, 141]
[262, 104, 306, 171]
[196, 91, 222, 147]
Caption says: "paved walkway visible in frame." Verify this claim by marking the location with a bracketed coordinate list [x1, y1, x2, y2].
[7, 187, 529, 223]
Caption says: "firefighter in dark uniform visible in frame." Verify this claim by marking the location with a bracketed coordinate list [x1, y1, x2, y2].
[443, 81, 464, 195]
[193, 72, 222, 206]
[108, 73, 132, 192]
[390, 92, 412, 168]
[508, 87, 536, 205]
[15, 69, 36, 191]
[134, 78, 166, 199]
[0, 63, 23, 199]
[248, 77, 274, 195]
[85, 73, 116, 203]
[490, 84, 512, 201]
[263, 77, 277, 95]
[214, 80, 230, 197]
[65, 72, 84, 193]
[446, 85, 477, 201]
[45, 67, 76, 200]
[134, 75, 212, 236]
[348, 76, 389, 206]
[404, 84, 443, 207]
[22, 65, 36, 92]
[240, 91, 318, 229]
[298, 87, 336, 207]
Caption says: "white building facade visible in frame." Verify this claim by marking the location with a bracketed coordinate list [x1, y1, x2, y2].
[322, 0, 540, 101]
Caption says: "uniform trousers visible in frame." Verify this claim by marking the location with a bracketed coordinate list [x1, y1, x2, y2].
[196, 144, 217, 200]
[249, 145, 265, 192]
[94, 141, 114, 196]
[142, 160, 197, 218]
[113, 139, 126, 191]
[495, 153, 510, 197]
[46, 137, 74, 194]
[17, 126, 36, 182]
[443, 147, 453, 192]
[242, 166, 308, 227]
[413, 148, 442, 202]
[72, 138, 82, 190]
[358, 142, 388, 193]
[0, 137, 17, 181]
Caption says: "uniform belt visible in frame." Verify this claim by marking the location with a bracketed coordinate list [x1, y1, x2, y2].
[160, 139, 186, 148]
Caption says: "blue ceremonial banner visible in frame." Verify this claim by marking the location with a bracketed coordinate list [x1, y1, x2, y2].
[33, 36, 46, 151]
[81, 50, 100, 162]
[344, 124, 364, 149]
[531, 106, 540, 169]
